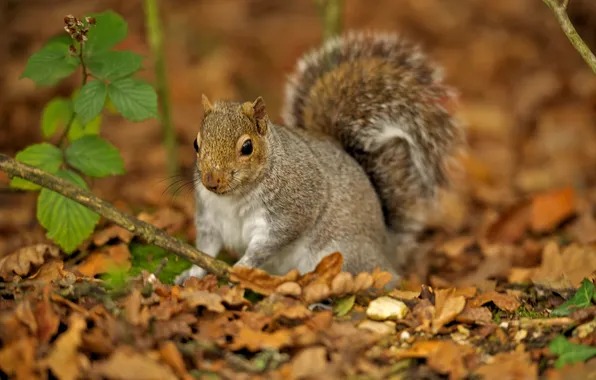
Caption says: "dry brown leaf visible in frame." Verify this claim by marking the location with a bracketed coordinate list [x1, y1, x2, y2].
[455, 306, 493, 325]
[0, 244, 60, 281]
[28, 260, 70, 282]
[92, 224, 133, 246]
[180, 290, 225, 312]
[427, 341, 470, 380]
[475, 350, 537, 380]
[180, 274, 219, 292]
[137, 207, 187, 235]
[432, 289, 467, 333]
[389, 289, 421, 300]
[76, 244, 131, 278]
[158, 342, 189, 379]
[90, 345, 178, 380]
[531, 186, 576, 233]
[531, 241, 596, 288]
[438, 236, 476, 257]
[228, 327, 294, 351]
[229, 266, 300, 296]
[468, 291, 520, 312]
[303, 282, 332, 304]
[371, 267, 393, 288]
[292, 346, 329, 379]
[218, 285, 251, 308]
[40, 313, 87, 380]
[35, 286, 60, 344]
[0, 337, 39, 380]
[298, 251, 344, 287]
[124, 289, 143, 326]
[485, 202, 531, 244]
[275, 281, 302, 297]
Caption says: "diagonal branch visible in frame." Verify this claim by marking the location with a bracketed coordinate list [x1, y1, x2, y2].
[543, 0, 596, 74]
[0, 153, 230, 280]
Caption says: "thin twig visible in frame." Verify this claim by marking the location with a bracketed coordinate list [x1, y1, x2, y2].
[314, 0, 344, 41]
[0, 153, 230, 280]
[543, 0, 596, 74]
[144, 0, 179, 178]
[58, 43, 90, 147]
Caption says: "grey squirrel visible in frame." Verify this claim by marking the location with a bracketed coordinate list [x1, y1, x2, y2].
[175, 31, 463, 285]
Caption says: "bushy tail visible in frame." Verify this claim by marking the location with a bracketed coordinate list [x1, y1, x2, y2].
[282, 31, 464, 237]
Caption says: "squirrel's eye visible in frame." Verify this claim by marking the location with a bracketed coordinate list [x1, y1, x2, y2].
[193, 138, 199, 153]
[240, 139, 253, 156]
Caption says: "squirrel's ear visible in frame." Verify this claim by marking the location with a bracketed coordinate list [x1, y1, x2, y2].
[202, 94, 214, 115]
[252, 96, 268, 135]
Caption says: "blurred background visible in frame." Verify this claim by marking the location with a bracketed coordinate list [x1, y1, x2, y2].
[1, 0, 596, 281]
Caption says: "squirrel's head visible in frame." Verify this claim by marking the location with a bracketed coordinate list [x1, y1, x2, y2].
[194, 94, 270, 195]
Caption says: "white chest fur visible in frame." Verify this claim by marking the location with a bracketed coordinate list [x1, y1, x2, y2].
[197, 185, 269, 254]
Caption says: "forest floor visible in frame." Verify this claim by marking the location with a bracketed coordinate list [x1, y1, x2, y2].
[1, 0, 596, 379]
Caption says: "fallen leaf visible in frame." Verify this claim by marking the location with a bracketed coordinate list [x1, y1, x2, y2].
[455, 306, 493, 325]
[228, 327, 294, 352]
[432, 289, 467, 333]
[298, 251, 344, 287]
[388, 289, 421, 300]
[531, 186, 576, 233]
[438, 236, 476, 257]
[531, 241, 596, 288]
[180, 290, 225, 312]
[549, 335, 596, 369]
[92, 224, 133, 246]
[358, 320, 396, 335]
[40, 313, 87, 380]
[0, 337, 39, 380]
[551, 278, 595, 316]
[291, 346, 329, 379]
[334, 294, 356, 317]
[469, 291, 520, 312]
[29, 260, 69, 282]
[427, 341, 470, 380]
[158, 342, 189, 379]
[0, 244, 60, 280]
[137, 207, 187, 235]
[35, 286, 60, 344]
[302, 282, 332, 304]
[76, 244, 131, 278]
[219, 286, 251, 308]
[180, 274, 219, 292]
[485, 202, 531, 244]
[229, 266, 300, 296]
[275, 281, 302, 297]
[90, 345, 178, 380]
[475, 350, 538, 379]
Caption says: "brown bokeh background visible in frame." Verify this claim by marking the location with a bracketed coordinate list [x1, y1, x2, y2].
[1, 0, 596, 264]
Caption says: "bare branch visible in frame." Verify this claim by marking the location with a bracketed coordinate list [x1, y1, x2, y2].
[0, 153, 230, 280]
[543, 0, 596, 74]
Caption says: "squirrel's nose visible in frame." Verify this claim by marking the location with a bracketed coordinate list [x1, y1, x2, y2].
[202, 170, 226, 192]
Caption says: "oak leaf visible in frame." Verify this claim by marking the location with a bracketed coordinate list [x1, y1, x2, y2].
[180, 290, 225, 312]
[0, 244, 60, 281]
[432, 288, 467, 333]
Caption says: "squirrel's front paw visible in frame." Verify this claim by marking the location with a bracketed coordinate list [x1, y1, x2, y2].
[174, 265, 207, 286]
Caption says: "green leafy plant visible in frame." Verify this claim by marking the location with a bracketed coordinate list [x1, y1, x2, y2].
[551, 278, 595, 317]
[13, 11, 159, 253]
[548, 335, 596, 368]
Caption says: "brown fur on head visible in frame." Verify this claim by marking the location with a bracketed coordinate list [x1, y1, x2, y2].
[195, 95, 270, 195]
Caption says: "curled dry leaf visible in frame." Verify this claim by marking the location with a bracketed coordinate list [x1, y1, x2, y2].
[229, 266, 300, 296]
[297, 251, 344, 287]
[92, 224, 133, 246]
[432, 289, 467, 334]
[275, 281, 302, 297]
[468, 291, 520, 312]
[39, 313, 87, 380]
[302, 282, 332, 304]
[90, 345, 178, 380]
[29, 260, 70, 283]
[531, 186, 576, 233]
[455, 306, 493, 325]
[0, 244, 60, 281]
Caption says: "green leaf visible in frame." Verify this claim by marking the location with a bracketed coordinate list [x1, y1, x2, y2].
[549, 335, 596, 368]
[41, 98, 72, 139]
[20, 40, 80, 87]
[87, 51, 144, 81]
[108, 78, 159, 121]
[84, 11, 128, 55]
[551, 278, 595, 316]
[68, 114, 102, 142]
[129, 243, 192, 284]
[73, 80, 107, 126]
[334, 294, 356, 317]
[65, 135, 124, 178]
[10, 143, 63, 190]
[37, 170, 100, 253]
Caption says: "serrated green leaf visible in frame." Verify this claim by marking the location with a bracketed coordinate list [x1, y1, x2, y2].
[65, 135, 124, 178]
[108, 78, 159, 121]
[37, 170, 99, 253]
[73, 80, 107, 125]
[334, 294, 356, 317]
[10, 143, 63, 190]
[87, 51, 144, 81]
[84, 11, 128, 55]
[551, 278, 595, 316]
[20, 41, 80, 87]
[129, 243, 192, 284]
[68, 114, 102, 142]
[41, 98, 72, 139]
[549, 335, 596, 368]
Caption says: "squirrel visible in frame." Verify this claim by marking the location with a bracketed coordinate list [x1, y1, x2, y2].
[175, 31, 463, 286]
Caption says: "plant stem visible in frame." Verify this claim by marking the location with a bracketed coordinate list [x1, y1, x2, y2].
[543, 0, 596, 74]
[58, 43, 90, 147]
[314, 0, 344, 41]
[0, 153, 230, 280]
[144, 0, 179, 178]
